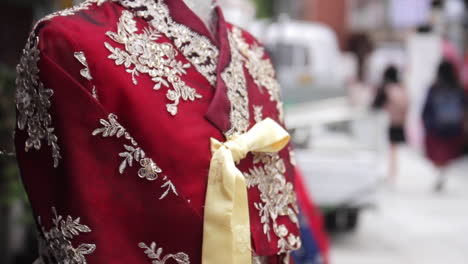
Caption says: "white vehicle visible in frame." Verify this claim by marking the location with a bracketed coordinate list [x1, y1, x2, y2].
[262, 19, 345, 105]
[261, 20, 387, 231]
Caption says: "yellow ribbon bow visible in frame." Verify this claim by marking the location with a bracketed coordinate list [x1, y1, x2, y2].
[202, 118, 290, 264]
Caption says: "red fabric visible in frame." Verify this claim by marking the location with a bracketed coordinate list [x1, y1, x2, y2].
[425, 132, 465, 166]
[294, 168, 329, 264]
[15, 1, 299, 263]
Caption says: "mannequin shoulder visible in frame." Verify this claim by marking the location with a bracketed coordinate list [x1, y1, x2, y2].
[227, 23, 264, 48]
[29, 0, 123, 46]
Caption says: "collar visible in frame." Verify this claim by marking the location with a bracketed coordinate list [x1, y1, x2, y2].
[116, 0, 234, 134]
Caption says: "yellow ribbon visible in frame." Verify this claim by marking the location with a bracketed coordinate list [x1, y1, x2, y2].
[202, 118, 290, 264]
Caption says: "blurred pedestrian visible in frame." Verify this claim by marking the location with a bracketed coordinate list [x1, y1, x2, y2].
[373, 65, 409, 181]
[422, 60, 468, 191]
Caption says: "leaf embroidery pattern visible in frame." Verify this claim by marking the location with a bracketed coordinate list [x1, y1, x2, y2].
[16, 35, 61, 168]
[36, 207, 95, 264]
[92, 113, 178, 199]
[231, 26, 285, 122]
[104, 10, 202, 116]
[139, 241, 190, 264]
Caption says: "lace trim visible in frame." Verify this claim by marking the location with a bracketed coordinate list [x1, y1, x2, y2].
[37, 207, 95, 264]
[105, 10, 201, 115]
[16, 36, 61, 168]
[118, 0, 219, 86]
[92, 113, 178, 200]
[231, 26, 285, 122]
[139, 241, 191, 264]
[222, 31, 250, 136]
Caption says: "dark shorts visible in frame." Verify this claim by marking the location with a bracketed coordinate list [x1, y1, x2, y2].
[389, 126, 405, 144]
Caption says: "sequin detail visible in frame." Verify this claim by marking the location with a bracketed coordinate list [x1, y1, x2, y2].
[231, 26, 284, 122]
[16, 36, 61, 168]
[92, 113, 178, 199]
[139, 242, 190, 264]
[222, 32, 250, 136]
[36, 207, 95, 264]
[105, 10, 201, 115]
[118, 0, 219, 86]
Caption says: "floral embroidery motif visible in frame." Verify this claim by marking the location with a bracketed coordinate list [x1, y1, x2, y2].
[74, 52, 93, 81]
[139, 241, 190, 264]
[118, 0, 219, 86]
[16, 35, 61, 168]
[92, 113, 178, 199]
[222, 32, 250, 136]
[74, 51, 99, 100]
[105, 10, 201, 115]
[253, 105, 264, 123]
[246, 152, 301, 253]
[36, 207, 95, 264]
[231, 26, 285, 122]
[246, 112, 301, 253]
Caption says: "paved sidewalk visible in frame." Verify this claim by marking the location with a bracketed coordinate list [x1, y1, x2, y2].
[330, 146, 468, 264]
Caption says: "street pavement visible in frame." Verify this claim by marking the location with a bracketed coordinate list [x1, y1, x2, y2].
[330, 146, 468, 264]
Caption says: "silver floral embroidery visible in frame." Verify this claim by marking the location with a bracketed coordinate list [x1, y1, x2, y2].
[246, 152, 301, 253]
[231, 26, 285, 122]
[74, 51, 99, 100]
[74, 52, 93, 81]
[222, 32, 250, 136]
[247, 110, 301, 253]
[139, 241, 190, 264]
[105, 10, 201, 115]
[92, 113, 178, 199]
[36, 207, 95, 264]
[118, 0, 219, 86]
[15, 0, 110, 168]
[253, 105, 264, 123]
[16, 36, 61, 168]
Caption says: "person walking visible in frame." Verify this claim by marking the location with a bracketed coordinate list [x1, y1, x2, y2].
[373, 66, 409, 181]
[423, 60, 468, 191]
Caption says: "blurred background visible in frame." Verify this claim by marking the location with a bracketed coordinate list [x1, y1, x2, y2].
[1, 0, 468, 263]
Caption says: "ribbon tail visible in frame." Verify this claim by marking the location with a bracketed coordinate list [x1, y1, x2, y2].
[232, 169, 252, 264]
[202, 147, 235, 264]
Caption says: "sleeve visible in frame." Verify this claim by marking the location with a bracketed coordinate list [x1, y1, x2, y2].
[14, 21, 113, 262]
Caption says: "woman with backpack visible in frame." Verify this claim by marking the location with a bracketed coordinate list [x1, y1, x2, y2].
[423, 60, 468, 191]
[373, 66, 409, 182]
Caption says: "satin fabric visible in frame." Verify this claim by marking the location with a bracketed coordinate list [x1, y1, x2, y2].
[203, 118, 290, 264]
[15, 1, 300, 262]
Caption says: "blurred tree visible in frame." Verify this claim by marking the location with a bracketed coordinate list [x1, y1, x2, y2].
[0, 65, 34, 264]
[252, 0, 273, 18]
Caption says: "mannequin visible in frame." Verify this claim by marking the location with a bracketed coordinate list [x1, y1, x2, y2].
[15, 0, 301, 263]
[183, 0, 217, 36]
